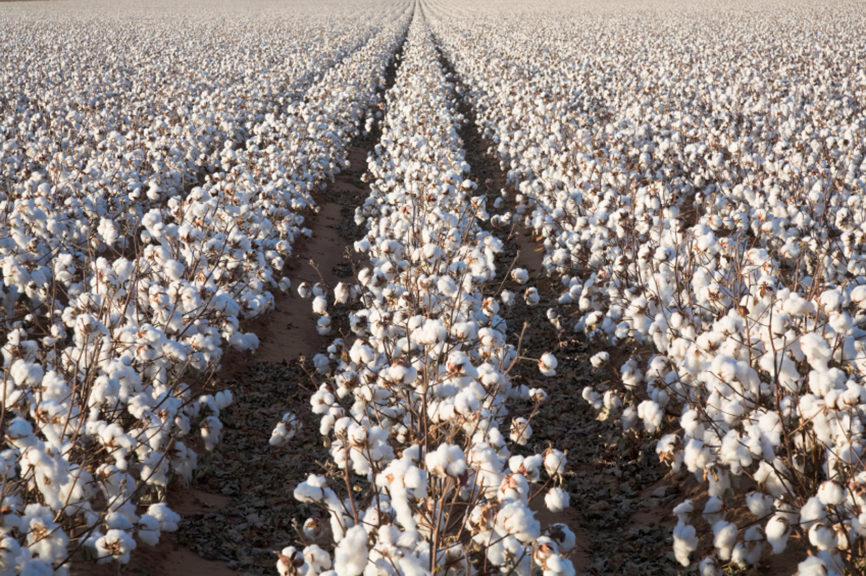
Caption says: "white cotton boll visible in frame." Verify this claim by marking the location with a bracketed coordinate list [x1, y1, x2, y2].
[314, 354, 331, 374]
[10, 359, 43, 387]
[538, 352, 558, 376]
[702, 496, 724, 525]
[544, 449, 567, 478]
[334, 282, 351, 305]
[637, 400, 663, 433]
[137, 514, 161, 546]
[297, 282, 311, 299]
[510, 417, 533, 445]
[673, 500, 694, 523]
[547, 523, 576, 552]
[673, 521, 698, 567]
[800, 496, 826, 526]
[545, 487, 570, 512]
[698, 556, 722, 576]
[98, 217, 118, 247]
[317, 316, 331, 335]
[270, 412, 300, 447]
[303, 544, 331, 573]
[808, 523, 836, 551]
[146, 503, 180, 532]
[797, 555, 830, 576]
[511, 268, 529, 284]
[746, 491, 774, 518]
[817, 481, 844, 506]
[497, 501, 540, 543]
[501, 289, 515, 306]
[590, 351, 609, 368]
[712, 520, 737, 561]
[96, 529, 136, 564]
[278, 277, 292, 293]
[312, 295, 328, 315]
[164, 259, 185, 281]
[524, 287, 541, 306]
[334, 525, 368, 576]
[277, 546, 305, 576]
[215, 390, 233, 410]
[425, 444, 466, 478]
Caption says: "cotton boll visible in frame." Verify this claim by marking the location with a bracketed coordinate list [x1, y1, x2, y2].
[524, 287, 541, 306]
[312, 295, 328, 315]
[277, 546, 306, 576]
[333, 525, 368, 576]
[270, 412, 301, 447]
[673, 521, 698, 567]
[511, 268, 529, 284]
[817, 481, 844, 506]
[745, 491, 773, 518]
[146, 503, 181, 532]
[137, 514, 161, 546]
[547, 523, 576, 552]
[538, 352, 557, 376]
[545, 487, 570, 513]
[712, 520, 737, 561]
[425, 444, 466, 478]
[297, 282, 311, 299]
[510, 417, 533, 445]
[95, 529, 136, 564]
[590, 351, 609, 368]
[543, 449, 567, 478]
[797, 555, 829, 576]
[702, 496, 724, 526]
[763, 513, 790, 555]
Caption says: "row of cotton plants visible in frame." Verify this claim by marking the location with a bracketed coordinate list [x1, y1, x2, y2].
[0, 4, 382, 320]
[274, 13, 575, 576]
[429, 0, 866, 573]
[0, 3, 412, 573]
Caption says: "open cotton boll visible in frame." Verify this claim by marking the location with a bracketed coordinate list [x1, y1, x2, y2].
[524, 287, 541, 306]
[425, 443, 466, 478]
[510, 417, 533, 445]
[270, 412, 301, 447]
[745, 491, 774, 518]
[538, 352, 557, 376]
[146, 503, 181, 532]
[95, 529, 136, 564]
[590, 351, 609, 368]
[277, 546, 306, 576]
[511, 268, 529, 284]
[673, 521, 698, 567]
[797, 555, 830, 576]
[312, 295, 328, 315]
[817, 481, 844, 506]
[712, 520, 738, 561]
[333, 525, 368, 576]
[543, 449, 567, 478]
[544, 487, 570, 513]
[137, 514, 161, 546]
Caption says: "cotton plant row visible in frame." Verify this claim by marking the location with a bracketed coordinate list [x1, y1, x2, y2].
[273, 13, 574, 576]
[0, 4, 387, 326]
[0, 3, 412, 574]
[428, 0, 866, 573]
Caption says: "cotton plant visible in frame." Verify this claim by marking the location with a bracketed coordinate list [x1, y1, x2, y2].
[273, 15, 574, 576]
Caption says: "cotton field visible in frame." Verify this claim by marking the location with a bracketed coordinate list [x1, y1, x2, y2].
[1, 0, 865, 574]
